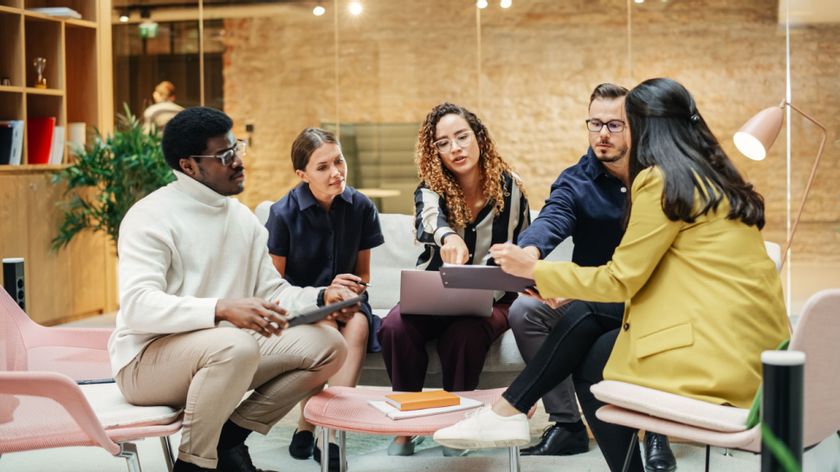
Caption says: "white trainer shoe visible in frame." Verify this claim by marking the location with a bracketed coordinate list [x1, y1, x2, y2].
[433, 406, 530, 450]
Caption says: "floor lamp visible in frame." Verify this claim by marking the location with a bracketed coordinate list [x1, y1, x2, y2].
[733, 101, 827, 269]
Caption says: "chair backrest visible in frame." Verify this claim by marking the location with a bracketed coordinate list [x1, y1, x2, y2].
[788, 288, 840, 447]
[1, 288, 31, 371]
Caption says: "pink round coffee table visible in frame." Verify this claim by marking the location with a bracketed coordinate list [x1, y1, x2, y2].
[303, 386, 521, 472]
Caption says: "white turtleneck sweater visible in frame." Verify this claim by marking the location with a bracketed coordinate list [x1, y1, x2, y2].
[108, 171, 319, 375]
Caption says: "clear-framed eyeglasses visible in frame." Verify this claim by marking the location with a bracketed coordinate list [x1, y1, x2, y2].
[190, 139, 247, 166]
[433, 131, 473, 154]
[586, 119, 626, 134]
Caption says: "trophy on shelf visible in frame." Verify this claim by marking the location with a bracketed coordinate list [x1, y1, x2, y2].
[33, 57, 47, 89]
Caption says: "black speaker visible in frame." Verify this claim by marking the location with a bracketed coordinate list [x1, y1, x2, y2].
[2, 257, 25, 311]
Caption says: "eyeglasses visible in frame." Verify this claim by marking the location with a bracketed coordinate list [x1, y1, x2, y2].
[190, 139, 247, 166]
[433, 131, 473, 154]
[586, 119, 626, 134]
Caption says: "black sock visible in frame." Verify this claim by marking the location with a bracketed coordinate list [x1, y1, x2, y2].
[217, 420, 252, 451]
[557, 419, 586, 432]
[173, 459, 209, 472]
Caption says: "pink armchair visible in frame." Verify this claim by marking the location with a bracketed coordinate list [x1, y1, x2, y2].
[0, 290, 182, 472]
[590, 288, 840, 471]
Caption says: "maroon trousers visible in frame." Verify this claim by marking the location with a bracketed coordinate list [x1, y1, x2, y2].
[377, 303, 510, 392]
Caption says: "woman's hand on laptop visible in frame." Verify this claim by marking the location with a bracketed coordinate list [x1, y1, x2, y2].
[489, 242, 538, 279]
[323, 286, 361, 323]
[331, 273, 367, 294]
[441, 234, 469, 265]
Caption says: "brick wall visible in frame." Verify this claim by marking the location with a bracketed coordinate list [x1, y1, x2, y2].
[223, 0, 840, 261]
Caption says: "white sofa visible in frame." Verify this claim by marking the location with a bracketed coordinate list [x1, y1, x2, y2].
[255, 203, 573, 388]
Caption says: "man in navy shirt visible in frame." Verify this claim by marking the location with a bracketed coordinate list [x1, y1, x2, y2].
[511, 84, 675, 471]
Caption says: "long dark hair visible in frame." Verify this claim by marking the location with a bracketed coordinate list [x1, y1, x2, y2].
[625, 78, 765, 228]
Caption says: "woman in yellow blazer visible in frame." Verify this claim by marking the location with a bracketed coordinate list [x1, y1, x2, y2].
[434, 78, 790, 471]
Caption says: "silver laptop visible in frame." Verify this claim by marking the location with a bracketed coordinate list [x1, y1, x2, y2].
[400, 269, 494, 317]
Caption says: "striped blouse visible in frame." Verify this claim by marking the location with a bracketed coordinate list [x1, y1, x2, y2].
[414, 171, 530, 272]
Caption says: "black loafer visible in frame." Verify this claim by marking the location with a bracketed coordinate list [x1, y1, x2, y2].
[289, 429, 315, 459]
[313, 442, 342, 472]
[644, 432, 677, 472]
[521, 423, 589, 456]
[217, 443, 277, 472]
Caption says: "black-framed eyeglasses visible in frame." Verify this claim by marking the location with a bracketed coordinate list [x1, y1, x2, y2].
[190, 139, 247, 166]
[586, 119, 625, 134]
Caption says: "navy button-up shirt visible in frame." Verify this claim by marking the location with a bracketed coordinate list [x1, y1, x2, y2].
[265, 184, 385, 287]
[517, 148, 628, 267]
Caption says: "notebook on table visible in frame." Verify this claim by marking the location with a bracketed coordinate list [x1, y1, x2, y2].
[399, 269, 494, 317]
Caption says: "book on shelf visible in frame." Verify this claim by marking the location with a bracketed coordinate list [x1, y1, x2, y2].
[368, 396, 482, 420]
[384, 390, 461, 411]
[49, 126, 65, 165]
[0, 120, 24, 165]
[26, 7, 82, 19]
[27, 117, 56, 165]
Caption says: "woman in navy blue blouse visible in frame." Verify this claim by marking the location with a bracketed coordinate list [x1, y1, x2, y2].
[265, 128, 384, 470]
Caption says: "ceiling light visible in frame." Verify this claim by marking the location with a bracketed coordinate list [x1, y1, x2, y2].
[500, 0, 512, 8]
[313, 5, 326, 16]
[349, 1, 363, 16]
[119, 13, 129, 23]
[634, 0, 645, 3]
[477, 0, 488, 8]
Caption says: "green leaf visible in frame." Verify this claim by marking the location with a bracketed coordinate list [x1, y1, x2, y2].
[52, 104, 175, 252]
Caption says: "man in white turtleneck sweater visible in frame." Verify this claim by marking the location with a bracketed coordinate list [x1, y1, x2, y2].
[108, 107, 356, 472]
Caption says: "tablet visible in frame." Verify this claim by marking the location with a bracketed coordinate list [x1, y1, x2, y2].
[287, 294, 365, 328]
[439, 264, 536, 292]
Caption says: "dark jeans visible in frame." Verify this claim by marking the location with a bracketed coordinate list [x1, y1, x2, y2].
[377, 302, 510, 392]
[501, 300, 644, 472]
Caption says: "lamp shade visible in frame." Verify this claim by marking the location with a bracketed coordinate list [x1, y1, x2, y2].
[733, 105, 784, 161]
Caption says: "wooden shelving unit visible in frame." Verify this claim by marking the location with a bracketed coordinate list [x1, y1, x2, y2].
[0, 0, 100, 168]
[0, 0, 116, 326]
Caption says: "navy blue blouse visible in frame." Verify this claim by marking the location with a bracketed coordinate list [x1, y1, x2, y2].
[265, 184, 385, 288]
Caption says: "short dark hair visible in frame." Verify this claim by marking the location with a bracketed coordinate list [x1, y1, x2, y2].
[589, 83, 629, 108]
[161, 107, 233, 171]
[290, 128, 339, 171]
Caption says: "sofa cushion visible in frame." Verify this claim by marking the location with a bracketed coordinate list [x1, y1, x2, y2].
[369, 213, 423, 310]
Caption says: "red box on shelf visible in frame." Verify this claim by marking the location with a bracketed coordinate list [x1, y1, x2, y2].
[26, 117, 56, 165]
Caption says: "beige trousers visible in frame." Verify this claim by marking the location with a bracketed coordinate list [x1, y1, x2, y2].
[116, 325, 347, 469]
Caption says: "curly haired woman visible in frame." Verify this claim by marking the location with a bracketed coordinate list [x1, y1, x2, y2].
[377, 102, 530, 456]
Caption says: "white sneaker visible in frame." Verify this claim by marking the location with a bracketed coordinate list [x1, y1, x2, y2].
[433, 406, 530, 450]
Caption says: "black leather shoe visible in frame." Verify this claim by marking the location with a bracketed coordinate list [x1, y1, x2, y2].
[173, 459, 213, 472]
[644, 432, 677, 472]
[217, 443, 277, 472]
[520, 423, 589, 456]
[289, 429, 315, 459]
[313, 441, 342, 472]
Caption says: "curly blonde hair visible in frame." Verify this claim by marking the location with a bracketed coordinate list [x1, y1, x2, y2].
[416, 102, 524, 230]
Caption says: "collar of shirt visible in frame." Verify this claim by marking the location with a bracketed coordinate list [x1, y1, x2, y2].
[172, 170, 228, 208]
[295, 183, 354, 211]
[582, 147, 622, 183]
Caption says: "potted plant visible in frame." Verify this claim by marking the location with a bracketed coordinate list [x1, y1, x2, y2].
[52, 105, 175, 252]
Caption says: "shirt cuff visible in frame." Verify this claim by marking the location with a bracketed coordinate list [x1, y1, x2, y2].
[434, 227, 457, 246]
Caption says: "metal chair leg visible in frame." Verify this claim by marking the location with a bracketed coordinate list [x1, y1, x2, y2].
[338, 430, 347, 472]
[118, 442, 142, 472]
[159, 436, 175, 472]
[321, 427, 330, 472]
[705, 445, 711, 472]
[621, 433, 639, 472]
[508, 445, 520, 472]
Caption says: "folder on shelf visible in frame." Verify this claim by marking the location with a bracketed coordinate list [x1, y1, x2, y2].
[49, 126, 65, 165]
[26, 7, 82, 19]
[384, 390, 461, 411]
[27, 117, 56, 165]
[0, 120, 24, 166]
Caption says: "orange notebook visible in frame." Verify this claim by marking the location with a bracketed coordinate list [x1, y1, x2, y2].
[384, 390, 460, 411]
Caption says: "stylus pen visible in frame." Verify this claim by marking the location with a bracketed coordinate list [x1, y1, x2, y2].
[77, 378, 116, 385]
[355, 280, 371, 288]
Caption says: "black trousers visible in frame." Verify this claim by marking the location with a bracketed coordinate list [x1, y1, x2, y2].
[501, 300, 644, 472]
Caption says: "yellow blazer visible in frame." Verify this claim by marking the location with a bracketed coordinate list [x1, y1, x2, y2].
[533, 167, 789, 408]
